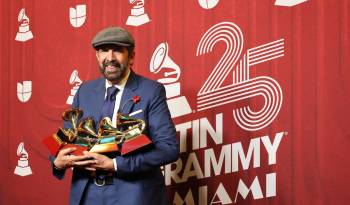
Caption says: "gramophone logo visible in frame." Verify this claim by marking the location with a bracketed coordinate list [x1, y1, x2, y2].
[17, 81, 32, 103]
[69, 4, 86, 28]
[14, 142, 32, 176]
[198, 0, 220, 9]
[150, 42, 192, 118]
[126, 0, 150, 26]
[66, 69, 83, 105]
[275, 0, 307, 6]
[15, 8, 33, 42]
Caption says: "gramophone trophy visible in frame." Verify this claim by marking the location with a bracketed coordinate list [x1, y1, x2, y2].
[66, 69, 83, 105]
[14, 142, 32, 176]
[15, 8, 33, 42]
[126, 0, 150, 26]
[43, 108, 152, 156]
[150, 42, 192, 118]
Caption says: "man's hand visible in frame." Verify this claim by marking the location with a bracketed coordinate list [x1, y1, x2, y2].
[53, 147, 95, 170]
[80, 151, 115, 172]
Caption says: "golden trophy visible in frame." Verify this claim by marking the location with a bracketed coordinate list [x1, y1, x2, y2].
[43, 108, 152, 156]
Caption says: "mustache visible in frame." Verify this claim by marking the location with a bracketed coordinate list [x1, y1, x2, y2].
[103, 60, 121, 68]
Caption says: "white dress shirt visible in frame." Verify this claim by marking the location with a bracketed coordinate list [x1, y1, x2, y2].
[104, 69, 130, 171]
[104, 69, 130, 127]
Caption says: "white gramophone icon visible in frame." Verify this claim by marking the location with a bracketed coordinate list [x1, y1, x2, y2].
[66, 69, 83, 105]
[14, 142, 32, 176]
[126, 0, 150, 26]
[150, 42, 192, 118]
[275, 0, 307, 6]
[15, 8, 33, 42]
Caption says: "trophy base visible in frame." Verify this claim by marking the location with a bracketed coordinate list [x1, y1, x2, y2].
[167, 96, 192, 118]
[15, 31, 33, 42]
[126, 14, 150, 26]
[66, 95, 74, 105]
[121, 134, 152, 155]
[42, 135, 63, 156]
[14, 166, 32, 176]
[89, 143, 119, 153]
[164, 83, 180, 98]
[62, 144, 88, 155]
[275, 0, 307, 6]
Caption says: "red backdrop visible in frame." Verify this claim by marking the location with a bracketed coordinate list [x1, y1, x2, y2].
[0, 0, 349, 204]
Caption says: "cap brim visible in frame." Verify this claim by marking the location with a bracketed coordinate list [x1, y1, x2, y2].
[92, 41, 133, 49]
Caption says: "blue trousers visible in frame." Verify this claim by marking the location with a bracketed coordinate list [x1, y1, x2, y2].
[79, 179, 125, 205]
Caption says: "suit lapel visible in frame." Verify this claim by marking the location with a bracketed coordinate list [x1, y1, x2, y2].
[119, 71, 139, 114]
[92, 78, 106, 122]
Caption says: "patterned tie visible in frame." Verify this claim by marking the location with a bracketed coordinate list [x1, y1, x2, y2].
[97, 86, 119, 182]
[100, 86, 119, 120]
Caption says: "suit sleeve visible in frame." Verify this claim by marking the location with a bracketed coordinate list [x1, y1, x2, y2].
[50, 84, 82, 180]
[115, 84, 179, 174]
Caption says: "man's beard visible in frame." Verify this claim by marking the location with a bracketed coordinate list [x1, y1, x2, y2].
[99, 60, 128, 83]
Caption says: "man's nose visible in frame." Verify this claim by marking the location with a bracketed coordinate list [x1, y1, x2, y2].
[106, 49, 116, 61]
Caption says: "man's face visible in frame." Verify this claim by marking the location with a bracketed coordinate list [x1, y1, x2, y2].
[96, 44, 135, 84]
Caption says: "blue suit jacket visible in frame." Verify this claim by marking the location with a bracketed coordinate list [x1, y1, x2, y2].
[51, 72, 179, 205]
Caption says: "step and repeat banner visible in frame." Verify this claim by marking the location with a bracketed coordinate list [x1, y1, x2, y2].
[0, 0, 349, 204]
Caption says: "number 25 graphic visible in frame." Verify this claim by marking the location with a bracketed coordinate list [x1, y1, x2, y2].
[196, 22, 284, 131]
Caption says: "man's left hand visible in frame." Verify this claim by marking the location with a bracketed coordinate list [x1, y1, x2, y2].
[78, 151, 115, 172]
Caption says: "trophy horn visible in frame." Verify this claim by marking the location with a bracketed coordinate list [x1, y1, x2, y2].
[62, 108, 83, 131]
[117, 113, 145, 132]
[98, 117, 123, 137]
[69, 70, 82, 85]
[77, 117, 98, 138]
[149, 42, 180, 84]
[56, 127, 77, 143]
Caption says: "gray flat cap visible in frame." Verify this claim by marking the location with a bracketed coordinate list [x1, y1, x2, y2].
[92, 27, 135, 49]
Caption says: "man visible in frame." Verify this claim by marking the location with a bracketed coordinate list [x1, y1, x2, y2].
[51, 27, 179, 205]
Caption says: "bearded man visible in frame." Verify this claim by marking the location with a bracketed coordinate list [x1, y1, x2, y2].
[50, 26, 179, 205]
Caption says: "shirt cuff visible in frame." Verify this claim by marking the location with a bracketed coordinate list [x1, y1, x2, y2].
[113, 158, 118, 171]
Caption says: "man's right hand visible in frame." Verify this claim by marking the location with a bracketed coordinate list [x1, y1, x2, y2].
[53, 147, 96, 170]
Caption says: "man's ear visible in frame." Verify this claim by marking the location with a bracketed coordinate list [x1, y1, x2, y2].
[128, 51, 135, 65]
[96, 51, 99, 61]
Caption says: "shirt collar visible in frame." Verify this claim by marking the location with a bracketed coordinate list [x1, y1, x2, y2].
[105, 69, 130, 91]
